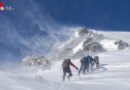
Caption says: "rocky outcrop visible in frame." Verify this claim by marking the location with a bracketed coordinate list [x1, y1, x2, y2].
[77, 27, 104, 40]
[114, 40, 129, 50]
[83, 38, 103, 52]
[78, 27, 89, 35]
[47, 27, 105, 60]
[22, 56, 51, 68]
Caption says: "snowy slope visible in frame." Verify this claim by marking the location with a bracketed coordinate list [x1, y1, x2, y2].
[48, 28, 104, 60]
[0, 30, 130, 90]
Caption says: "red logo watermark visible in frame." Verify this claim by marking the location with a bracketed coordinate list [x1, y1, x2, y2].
[0, 1, 14, 11]
[0, 1, 4, 11]
[0, 1, 3, 7]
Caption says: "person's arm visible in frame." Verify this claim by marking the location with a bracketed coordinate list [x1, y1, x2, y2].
[70, 61, 78, 70]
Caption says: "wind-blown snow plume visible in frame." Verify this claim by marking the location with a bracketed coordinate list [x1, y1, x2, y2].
[47, 27, 129, 60]
[0, 1, 130, 90]
[0, 0, 79, 63]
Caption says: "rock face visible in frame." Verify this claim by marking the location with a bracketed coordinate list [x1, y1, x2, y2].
[47, 27, 104, 60]
[47, 27, 130, 60]
[47, 27, 129, 60]
[77, 27, 104, 40]
[78, 27, 89, 35]
[22, 56, 51, 68]
[83, 40, 103, 52]
[114, 40, 129, 50]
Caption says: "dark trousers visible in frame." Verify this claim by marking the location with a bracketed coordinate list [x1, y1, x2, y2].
[90, 61, 94, 70]
[62, 68, 72, 81]
[96, 62, 99, 68]
[79, 63, 89, 74]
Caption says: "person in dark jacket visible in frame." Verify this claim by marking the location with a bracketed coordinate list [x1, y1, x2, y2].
[62, 59, 78, 81]
[78, 56, 90, 75]
[89, 56, 95, 71]
[94, 56, 100, 68]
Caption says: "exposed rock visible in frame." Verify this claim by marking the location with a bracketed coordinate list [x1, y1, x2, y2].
[93, 33, 104, 41]
[47, 27, 104, 60]
[114, 40, 129, 50]
[78, 27, 88, 35]
[83, 38, 103, 52]
[22, 56, 51, 68]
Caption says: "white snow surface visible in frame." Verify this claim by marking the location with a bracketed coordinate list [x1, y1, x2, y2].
[99, 39, 118, 51]
[73, 42, 83, 54]
[0, 30, 130, 90]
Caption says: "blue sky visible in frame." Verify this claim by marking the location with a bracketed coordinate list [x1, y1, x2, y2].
[0, 0, 130, 62]
[1, 0, 130, 30]
[39, 0, 130, 31]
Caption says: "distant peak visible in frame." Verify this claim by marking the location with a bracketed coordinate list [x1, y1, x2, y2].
[77, 27, 88, 35]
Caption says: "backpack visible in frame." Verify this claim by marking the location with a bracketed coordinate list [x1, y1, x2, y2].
[81, 56, 88, 63]
[62, 59, 70, 69]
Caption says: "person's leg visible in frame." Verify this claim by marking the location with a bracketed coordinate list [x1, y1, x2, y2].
[91, 62, 94, 71]
[62, 70, 66, 81]
[78, 64, 83, 75]
[69, 71, 72, 77]
[90, 64, 92, 71]
[97, 62, 99, 68]
[90, 62, 92, 70]
[68, 70, 72, 80]
[83, 64, 87, 74]
[86, 63, 89, 72]
[91, 63, 94, 72]
[96, 62, 98, 68]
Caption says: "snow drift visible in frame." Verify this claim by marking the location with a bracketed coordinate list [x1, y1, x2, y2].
[0, 27, 130, 90]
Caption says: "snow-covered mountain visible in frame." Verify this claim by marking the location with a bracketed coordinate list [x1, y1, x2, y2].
[47, 27, 128, 60]
[0, 28, 130, 90]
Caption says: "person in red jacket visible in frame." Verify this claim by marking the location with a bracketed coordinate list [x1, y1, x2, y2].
[62, 59, 78, 81]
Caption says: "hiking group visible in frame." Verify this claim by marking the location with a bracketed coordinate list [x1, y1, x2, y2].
[62, 55, 99, 81]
